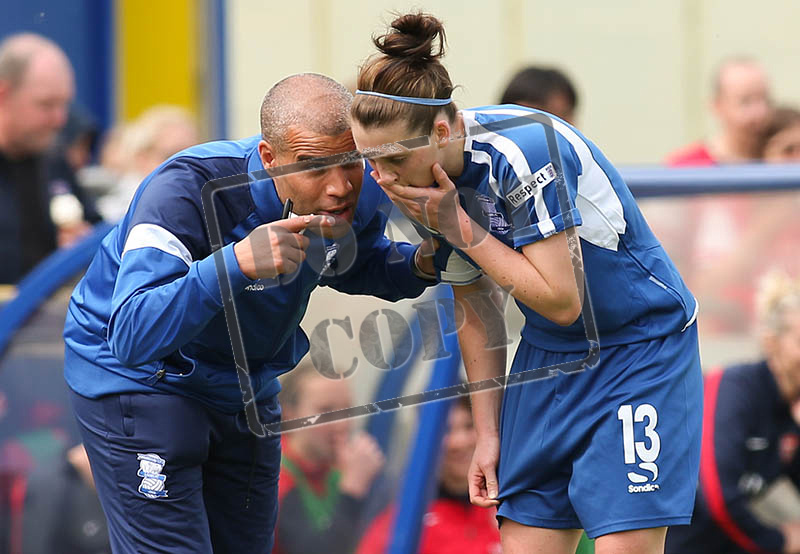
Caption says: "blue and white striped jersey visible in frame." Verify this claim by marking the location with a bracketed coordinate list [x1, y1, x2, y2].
[450, 105, 697, 352]
[63, 136, 431, 413]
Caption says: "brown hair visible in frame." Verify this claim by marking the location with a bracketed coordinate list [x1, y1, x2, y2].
[764, 106, 800, 143]
[352, 12, 458, 134]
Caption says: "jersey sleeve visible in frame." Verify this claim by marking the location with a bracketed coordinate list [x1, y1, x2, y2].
[492, 126, 583, 249]
[107, 158, 254, 367]
[404, 218, 483, 286]
[433, 241, 483, 286]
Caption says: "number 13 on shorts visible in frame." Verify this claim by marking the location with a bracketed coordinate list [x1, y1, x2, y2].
[617, 404, 661, 491]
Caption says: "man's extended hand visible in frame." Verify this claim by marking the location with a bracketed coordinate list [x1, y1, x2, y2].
[234, 216, 333, 279]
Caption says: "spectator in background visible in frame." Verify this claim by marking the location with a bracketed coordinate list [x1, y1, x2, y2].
[273, 361, 385, 554]
[22, 443, 110, 553]
[357, 395, 502, 554]
[657, 61, 787, 335]
[55, 105, 99, 175]
[763, 106, 800, 163]
[667, 57, 772, 166]
[665, 271, 800, 554]
[46, 105, 103, 247]
[0, 33, 100, 285]
[499, 65, 579, 124]
[96, 105, 199, 222]
[97, 123, 128, 175]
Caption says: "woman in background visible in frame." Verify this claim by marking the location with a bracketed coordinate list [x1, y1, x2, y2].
[666, 271, 800, 554]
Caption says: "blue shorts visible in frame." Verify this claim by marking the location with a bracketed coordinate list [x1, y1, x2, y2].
[71, 390, 282, 553]
[496, 324, 703, 539]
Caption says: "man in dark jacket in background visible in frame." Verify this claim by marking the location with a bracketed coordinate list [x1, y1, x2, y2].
[0, 32, 100, 285]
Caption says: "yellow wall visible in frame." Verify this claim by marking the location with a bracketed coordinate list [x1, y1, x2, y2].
[225, 0, 800, 164]
[117, 0, 199, 121]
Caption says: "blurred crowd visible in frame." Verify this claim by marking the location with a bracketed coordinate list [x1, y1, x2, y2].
[0, 33, 199, 289]
[0, 28, 798, 554]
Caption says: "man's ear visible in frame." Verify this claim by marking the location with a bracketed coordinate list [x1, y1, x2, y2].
[258, 139, 277, 168]
[433, 119, 452, 148]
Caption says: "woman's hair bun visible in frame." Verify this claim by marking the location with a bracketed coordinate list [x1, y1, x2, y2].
[373, 12, 447, 65]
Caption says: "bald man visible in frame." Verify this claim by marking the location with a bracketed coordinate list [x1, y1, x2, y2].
[64, 73, 438, 553]
[0, 33, 98, 283]
[667, 57, 772, 166]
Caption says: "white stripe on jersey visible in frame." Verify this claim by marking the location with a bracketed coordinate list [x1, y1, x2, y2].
[462, 110, 553, 228]
[461, 111, 500, 197]
[122, 224, 193, 267]
[681, 299, 699, 331]
[466, 108, 627, 251]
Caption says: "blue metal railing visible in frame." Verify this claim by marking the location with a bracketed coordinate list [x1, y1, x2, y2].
[387, 287, 462, 554]
[0, 223, 112, 359]
[622, 163, 800, 197]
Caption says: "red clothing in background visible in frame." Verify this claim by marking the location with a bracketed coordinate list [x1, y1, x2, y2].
[666, 142, 716, 167]
[357, 496, 501, 554]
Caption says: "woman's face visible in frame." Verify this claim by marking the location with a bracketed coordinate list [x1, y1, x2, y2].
[765, 310, 800, 401]
[352, 120, 442, 188]
[763, 122, 800, 162]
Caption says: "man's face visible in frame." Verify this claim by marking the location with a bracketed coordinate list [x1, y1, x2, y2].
[261, 127, 364, 237]
[714, 64, 771, 139]
[284, 375, 353, 464]
[0, 50, 74, 156]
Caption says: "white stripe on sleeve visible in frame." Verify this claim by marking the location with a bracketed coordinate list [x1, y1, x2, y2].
[465, 111, 552, 225]
[122, 223, 193, 267]
[472, 108, 626, 250]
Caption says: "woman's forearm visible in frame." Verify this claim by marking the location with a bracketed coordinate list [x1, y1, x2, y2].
[451, 210, 582, 326]
[454, 281, 507, 438]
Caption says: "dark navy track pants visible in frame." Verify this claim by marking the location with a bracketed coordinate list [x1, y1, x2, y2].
[71, 390, 282, 553]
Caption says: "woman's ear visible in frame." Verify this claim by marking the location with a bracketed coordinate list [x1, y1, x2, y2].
[433, 119, 452, 148]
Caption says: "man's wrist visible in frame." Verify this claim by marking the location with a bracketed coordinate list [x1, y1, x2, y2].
[233, 241, 255, 279]
[412, 245, 437, 281]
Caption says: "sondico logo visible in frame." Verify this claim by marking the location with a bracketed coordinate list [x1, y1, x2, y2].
[617, 404, 661, 494]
